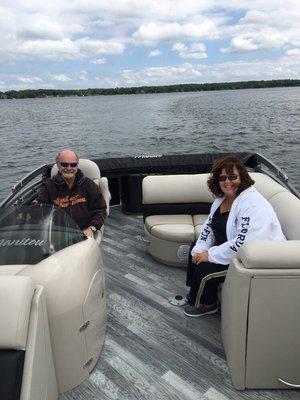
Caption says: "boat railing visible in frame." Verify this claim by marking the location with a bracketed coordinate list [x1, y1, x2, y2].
[253, 153, 299, 198]
[0, 164, 50, 208]
[0, 153, 298, 211]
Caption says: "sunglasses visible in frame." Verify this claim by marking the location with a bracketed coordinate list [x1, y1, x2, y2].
[218, 174, 238, 182]
[59, 161, 78, 168]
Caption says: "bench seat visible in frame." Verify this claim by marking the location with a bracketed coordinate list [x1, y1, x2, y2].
[143, 173, 212, 267]
[144, 214, 208, 266]
[142, 172, 293, 268]
[142, 170, 300, 390]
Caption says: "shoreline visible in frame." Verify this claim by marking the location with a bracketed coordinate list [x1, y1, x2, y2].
[1, 79, 299, 99]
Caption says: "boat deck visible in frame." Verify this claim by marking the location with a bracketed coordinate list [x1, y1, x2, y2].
[60, 206, 299, 400]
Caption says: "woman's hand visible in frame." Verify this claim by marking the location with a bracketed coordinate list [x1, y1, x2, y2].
[192, 251, 209, 265]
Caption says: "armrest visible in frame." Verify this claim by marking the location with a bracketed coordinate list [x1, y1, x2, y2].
[94, 229, 103, 245]
[99, 177, 111, 216]
[237, 240, 300, 269]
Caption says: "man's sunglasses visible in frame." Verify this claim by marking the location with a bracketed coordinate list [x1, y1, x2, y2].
[59, 161, 78, 168]
[218, 174, 238, 182]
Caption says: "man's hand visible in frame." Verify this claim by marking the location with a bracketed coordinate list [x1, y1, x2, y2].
[83, 227, 94, 238]
[192, 251, 209, 265]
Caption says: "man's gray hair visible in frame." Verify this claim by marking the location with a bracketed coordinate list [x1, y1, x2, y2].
[56, 150, 79, 163]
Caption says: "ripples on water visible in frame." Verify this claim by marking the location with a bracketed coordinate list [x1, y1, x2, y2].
[0, 87, 299, 199]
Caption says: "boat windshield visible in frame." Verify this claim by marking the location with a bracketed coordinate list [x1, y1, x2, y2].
[0, 204, 85, 265]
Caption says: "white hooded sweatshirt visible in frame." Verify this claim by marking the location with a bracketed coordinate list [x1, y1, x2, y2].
[191, 186, 286, 265]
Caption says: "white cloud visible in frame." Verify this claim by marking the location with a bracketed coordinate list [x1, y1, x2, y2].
[286, 48, 300, 57]
[16, 17, 65, 40]
[119, 55, 300, 86]
[64, 1, 215, 21]
[19, 38, 80, 59]
[17, 76, 42, 83]
[222, 37, 258, 53]
[0, 37, 80, 61]
[0, 3, 125, 62]
[148, 49, 162, 57]
[92, 57, 106, 64]
[0, 0, 300, 88]
[172, 42, 207, 59]
[122, 64, 203, 85]
[94, 76, 121, 88]
[2, 50, 300, 91]
[0, 37, 124, 61]
[221, 8, 300, 53]
[78, 70, 88, 81]
[50, 74, 71, 82]
[76, 37, 125, 56]
[132, 21, 218, 45]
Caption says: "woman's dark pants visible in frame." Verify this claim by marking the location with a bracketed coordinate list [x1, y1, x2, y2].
[186, 242, 228, 306]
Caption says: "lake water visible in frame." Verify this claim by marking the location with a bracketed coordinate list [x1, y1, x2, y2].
[0, 86, 299, 200]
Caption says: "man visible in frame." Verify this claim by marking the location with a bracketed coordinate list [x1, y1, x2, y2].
[38, 149, 107, 237]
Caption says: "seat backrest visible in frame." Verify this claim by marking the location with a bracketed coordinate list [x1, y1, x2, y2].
[250, 173, 300, 240]
[250, 172, 289, 201]
[142, 172, 300, 238]
[142, 174, 213, 219]
[268, 191, 300, 240]
[51, 159, 100, 182]
[142, 173, 213, 204]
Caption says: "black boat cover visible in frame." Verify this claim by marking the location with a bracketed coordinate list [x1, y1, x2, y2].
[92, 152, 258, 177]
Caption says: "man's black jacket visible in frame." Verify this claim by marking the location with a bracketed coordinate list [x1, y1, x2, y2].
[37, 169, 107, 230]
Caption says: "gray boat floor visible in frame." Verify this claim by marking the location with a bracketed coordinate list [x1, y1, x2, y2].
[60, 206, 299, 400]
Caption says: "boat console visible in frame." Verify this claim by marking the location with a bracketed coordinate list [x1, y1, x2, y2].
[0, 160, 109, 397]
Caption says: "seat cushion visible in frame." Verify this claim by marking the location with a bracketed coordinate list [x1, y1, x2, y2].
[193, 214, 208, 238]
[145, 215, 195, 242]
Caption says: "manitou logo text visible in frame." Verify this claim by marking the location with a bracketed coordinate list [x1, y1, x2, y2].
[0, 238, 45, 247]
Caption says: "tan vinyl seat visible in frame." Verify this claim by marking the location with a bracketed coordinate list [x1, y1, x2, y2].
[144, 214, 208, 266]
[143, 214, 206, 266]
[142, 172, 293, 268]
[193, 214, 208, 237]
[0, 275, 58, 400]
[221, 187, 300, 390]
[142, 173, 213, 267]
[143, 170, 300, 389]
[145, 215, 195, 242]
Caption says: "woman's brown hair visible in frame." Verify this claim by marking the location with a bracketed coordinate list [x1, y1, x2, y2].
[207, 155, 254, 197]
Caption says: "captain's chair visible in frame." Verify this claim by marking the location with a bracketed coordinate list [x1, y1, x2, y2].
[51, 159, 111, 242]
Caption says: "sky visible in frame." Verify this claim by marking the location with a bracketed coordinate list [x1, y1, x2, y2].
[0, 0, 300, 91]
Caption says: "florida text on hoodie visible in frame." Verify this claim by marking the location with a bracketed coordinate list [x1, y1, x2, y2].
[191, 186, 286, 265]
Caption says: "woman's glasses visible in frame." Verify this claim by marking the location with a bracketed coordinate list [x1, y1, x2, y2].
[59, 162, 78, 168]
[218, 174, 238, 182]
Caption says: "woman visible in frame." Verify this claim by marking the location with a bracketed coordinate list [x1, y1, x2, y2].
[184, 155, 286, 317]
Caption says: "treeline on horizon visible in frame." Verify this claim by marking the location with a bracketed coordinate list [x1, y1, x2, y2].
[0, 79, 299, 99]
